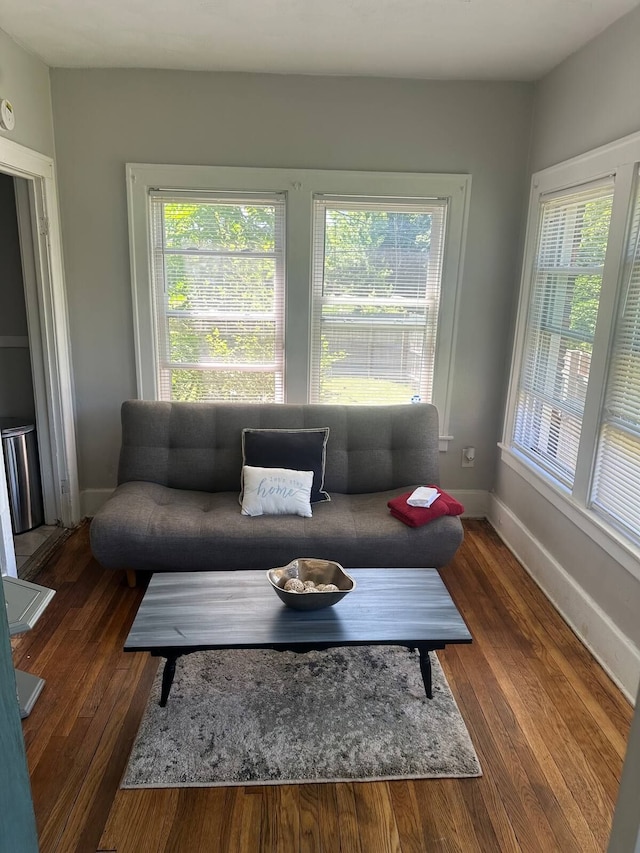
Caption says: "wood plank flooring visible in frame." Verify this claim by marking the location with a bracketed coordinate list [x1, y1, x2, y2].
[11, 520, 633, 852]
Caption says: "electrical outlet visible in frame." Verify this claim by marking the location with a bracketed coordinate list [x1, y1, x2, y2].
[461, 447, 475, 467]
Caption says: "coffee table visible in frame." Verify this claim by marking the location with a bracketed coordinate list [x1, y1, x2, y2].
[124, 568, 472, 706]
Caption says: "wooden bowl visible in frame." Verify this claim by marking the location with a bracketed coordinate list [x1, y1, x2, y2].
[267, 558, 356, 610]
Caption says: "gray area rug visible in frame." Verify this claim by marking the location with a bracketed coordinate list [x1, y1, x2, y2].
[122, 646, 481, 788]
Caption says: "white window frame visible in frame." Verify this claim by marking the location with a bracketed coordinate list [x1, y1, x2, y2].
[148, 190, 287, 403]
[309, 195, 449, 406]
[128, 165, 471, 446]
[501, 129, 640, 583]
[510, 177, 615, 488]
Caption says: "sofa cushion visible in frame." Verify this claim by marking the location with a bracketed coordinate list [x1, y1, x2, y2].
[89, 481, 464, 572]
[241, 466, 313, 518]
[242, 428, 330, 503]
[117, 401, 441, 495]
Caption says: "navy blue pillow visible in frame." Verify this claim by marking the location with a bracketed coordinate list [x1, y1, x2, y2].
[242, 428, 330, 503]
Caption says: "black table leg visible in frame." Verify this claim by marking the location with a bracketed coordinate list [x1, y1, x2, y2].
[160, 654, 179, 706]
[418, 647, 433, 699]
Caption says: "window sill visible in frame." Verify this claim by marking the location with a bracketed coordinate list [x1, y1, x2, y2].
[498, 443, 640, 585]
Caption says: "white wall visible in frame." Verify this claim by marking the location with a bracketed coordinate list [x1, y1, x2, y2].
[49, 69, 533, 502]
[0, 28, 54, 158]
[531, 6, 640, 172]
[492, 4, 640, 699]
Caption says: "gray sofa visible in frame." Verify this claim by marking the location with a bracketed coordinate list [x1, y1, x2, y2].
[89, 400, 463, 576]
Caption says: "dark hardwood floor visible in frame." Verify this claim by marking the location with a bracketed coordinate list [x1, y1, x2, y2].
[11, 520, 632, 852]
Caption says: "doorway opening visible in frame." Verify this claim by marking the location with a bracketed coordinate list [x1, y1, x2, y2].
[0, 137, 79, 579]
[0, 172, 52, 572]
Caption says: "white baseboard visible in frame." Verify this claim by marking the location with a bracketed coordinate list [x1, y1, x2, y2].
[449, 489, 489, 518]
[81, 488, 113, 517]
[488, 494, 640, 703]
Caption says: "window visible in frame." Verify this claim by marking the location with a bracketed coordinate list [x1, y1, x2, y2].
[310, 197, 447, 404]
[149, 192, 285, 403]
[128, 165, 470, 443]
[504, 133, 640, 558]
[592, 171, 640, 541]
[512, 180, 614, 486]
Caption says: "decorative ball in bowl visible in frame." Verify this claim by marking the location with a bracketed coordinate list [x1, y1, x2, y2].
[267, 558, 356, 611]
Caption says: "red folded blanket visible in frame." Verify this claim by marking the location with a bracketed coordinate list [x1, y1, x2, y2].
[388, 488, 464, 528]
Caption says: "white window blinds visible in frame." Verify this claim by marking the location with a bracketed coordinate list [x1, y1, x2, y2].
[513, 180, 614, 486]
[591, 171, 640, 542]
[309, 196, 448, 405]
[149, 193, 285, 403]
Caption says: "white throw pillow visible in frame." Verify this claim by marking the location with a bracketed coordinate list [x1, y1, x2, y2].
[241, 466, 314, 517]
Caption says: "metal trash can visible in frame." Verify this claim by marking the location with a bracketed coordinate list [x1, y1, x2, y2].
[0, 418, 44, 534]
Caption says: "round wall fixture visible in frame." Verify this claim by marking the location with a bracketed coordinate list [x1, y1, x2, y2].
[0, 99, 15, 131]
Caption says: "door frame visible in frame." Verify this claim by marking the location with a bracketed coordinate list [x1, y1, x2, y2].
[0, 136, 80, 576]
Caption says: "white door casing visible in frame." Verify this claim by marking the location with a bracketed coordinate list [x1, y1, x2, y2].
[0, 136, 80, 576]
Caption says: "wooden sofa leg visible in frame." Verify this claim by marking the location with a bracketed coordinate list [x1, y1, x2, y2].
[125, 569, 137, 588]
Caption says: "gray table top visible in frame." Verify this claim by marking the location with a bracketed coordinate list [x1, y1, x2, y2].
[124, 568, 472, 652]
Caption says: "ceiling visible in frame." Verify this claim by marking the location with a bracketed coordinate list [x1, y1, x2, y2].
[1, 0, 639, 81]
